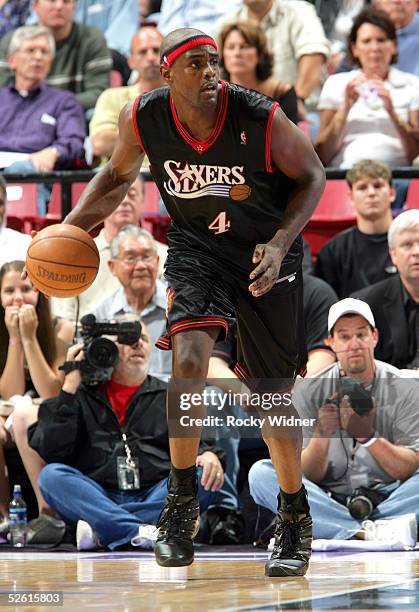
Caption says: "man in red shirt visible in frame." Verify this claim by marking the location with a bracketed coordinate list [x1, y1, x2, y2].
[28, 319, 225, 550]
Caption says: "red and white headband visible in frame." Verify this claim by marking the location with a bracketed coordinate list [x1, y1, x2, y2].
[161, 35, 218, 67]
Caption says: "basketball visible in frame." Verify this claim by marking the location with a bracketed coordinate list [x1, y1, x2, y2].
[229, 184, 252, 201]
[26, 224, 100, 298]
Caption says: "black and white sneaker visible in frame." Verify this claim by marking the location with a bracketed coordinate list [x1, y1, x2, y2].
[265, 490, 312, 577]
[154, 474, 199, 567]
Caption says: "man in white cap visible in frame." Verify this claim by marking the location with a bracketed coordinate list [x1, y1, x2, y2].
[248, 297, 419, 546]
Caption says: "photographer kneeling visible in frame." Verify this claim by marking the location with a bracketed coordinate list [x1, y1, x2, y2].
[27, 316, 224, 551]
[249, 299, 419, 546]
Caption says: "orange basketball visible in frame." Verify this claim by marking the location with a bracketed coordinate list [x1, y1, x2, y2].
[26, 224, 99, 298]
[229, 184, 252, 201]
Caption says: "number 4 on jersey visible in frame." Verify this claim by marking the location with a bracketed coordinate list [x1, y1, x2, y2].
[208, 212, 231, 235]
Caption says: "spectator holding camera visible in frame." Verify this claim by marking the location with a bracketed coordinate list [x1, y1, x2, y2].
[249, 298, 419, 545]
[316, 7, 419, 168]
[27, 318, 224, 551]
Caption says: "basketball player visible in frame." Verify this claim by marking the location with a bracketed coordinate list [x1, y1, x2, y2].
[63, 28, 326, 576]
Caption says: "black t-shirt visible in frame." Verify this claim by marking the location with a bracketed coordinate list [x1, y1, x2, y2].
[315, 227, 397, 298]
[134, 82, 302, 280]
[303, 273, 337, 352]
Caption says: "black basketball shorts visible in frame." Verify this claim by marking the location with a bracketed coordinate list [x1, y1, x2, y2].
[156, 249, 307, 381]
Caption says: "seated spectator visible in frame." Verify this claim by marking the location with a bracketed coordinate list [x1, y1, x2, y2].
[0, 175, 31, 268]
[0, 0, 112, 112]
[27, 319, 224, 551]
[90, 26, 163, 160]
[338, 1, 419, 77]
[249, 298, 419, 544]
[0, 0, 30, 39]
[315, 160, 397, 298]
[374, 0, 419, 77]
[92, 225, 170, 381]
[353, 210, 419, 370]
[157, 0, 242, 37]
[0, 26, 85, 215]
[316, 8, 419, 168]
[0, 260, 74, 400]
[51, 176, 167, 322]
[218, 0, 330, 120]
[0, 260, 73, 535]
[219, 20, 298, 124]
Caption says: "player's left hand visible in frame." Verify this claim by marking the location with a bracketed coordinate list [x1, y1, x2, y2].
[249, 243, 285, 297]
[196, 452, 224, 492]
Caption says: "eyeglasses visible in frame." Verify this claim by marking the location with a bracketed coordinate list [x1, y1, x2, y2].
[118, 254, 156, 266]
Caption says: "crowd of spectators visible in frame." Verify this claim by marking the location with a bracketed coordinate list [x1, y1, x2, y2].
[0, 1, 418, 550]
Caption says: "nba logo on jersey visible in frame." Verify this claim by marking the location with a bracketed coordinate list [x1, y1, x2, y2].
[240, 131, 247, 145]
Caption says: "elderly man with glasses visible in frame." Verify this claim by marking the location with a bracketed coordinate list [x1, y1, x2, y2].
[91, 225, 171, 382]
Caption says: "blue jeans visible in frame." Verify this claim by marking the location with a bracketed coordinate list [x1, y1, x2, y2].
[39, 463, 214, 550]
[248, 459, 419, 540]
[4, 159, 52, 216]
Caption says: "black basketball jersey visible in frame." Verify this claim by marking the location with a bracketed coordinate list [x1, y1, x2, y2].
[133, 81, 302, 278]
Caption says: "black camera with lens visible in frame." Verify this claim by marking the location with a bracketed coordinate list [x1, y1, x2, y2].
[327, 376, 374, 416]
[346, 486, 389, 521]
[60, 314, 141, 385]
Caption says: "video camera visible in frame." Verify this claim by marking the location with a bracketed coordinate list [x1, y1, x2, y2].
[326, 376, 374, 416]
[60, 314, 141, 385]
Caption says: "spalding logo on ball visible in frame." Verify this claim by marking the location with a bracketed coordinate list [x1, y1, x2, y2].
[26, 224, 100, 298]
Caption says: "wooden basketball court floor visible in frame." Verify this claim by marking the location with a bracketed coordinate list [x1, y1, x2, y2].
[0, 548, 418, 610]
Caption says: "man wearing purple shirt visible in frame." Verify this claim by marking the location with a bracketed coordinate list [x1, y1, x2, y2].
[0, 25, 85, 214]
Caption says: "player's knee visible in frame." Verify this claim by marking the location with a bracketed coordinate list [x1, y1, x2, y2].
[173, 345, 209, 379]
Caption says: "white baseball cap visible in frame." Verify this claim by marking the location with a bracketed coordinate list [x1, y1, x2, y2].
[328, 298, 375, 333]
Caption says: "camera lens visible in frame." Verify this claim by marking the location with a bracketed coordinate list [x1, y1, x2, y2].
[86, 338, 119, 369]
[347, 494, 374, 521]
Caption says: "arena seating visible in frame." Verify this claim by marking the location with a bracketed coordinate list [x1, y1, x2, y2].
[302, 179, 356, 257]
[405, 179, 419, 210]
[5, 183, 39, 233]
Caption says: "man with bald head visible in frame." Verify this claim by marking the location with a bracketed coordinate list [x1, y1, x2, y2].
[60, 26, 326, 575]
[90, 26, 164, 159]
